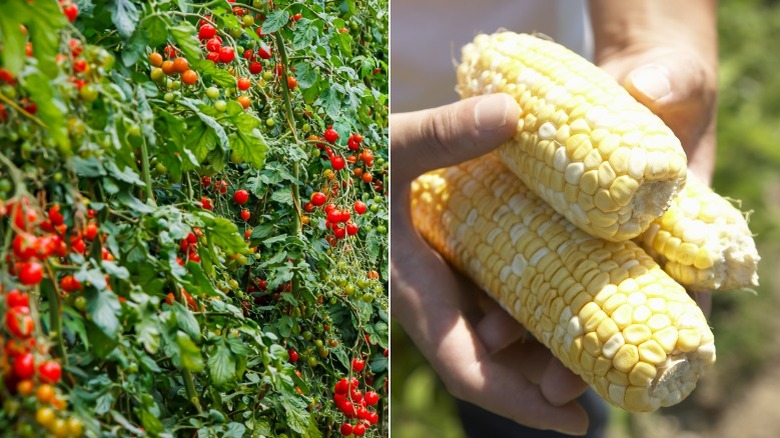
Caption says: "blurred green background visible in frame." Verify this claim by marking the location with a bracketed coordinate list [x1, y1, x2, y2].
[391, 0, 780, 436]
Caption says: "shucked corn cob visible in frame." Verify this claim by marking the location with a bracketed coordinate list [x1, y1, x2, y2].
[638, 171, 760, 291]
[410, 154, 716, 412]
[457, 32, 688, 242]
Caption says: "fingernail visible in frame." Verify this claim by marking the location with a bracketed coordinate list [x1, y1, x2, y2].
[630, 65, 671, 101]
[474, 95, 510, 131]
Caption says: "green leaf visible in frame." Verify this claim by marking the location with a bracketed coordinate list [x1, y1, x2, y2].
[229, 128, 267, 169]
[293, 62, 318, 89]
[208, 339, 236, 388]
[104, 160, 144, 186]
[121, 28, 148, 67]
[195, 59, 237, 88]
[280, 396, 310, 434]
[224, 423, 247, 437]
[201, 214, 250, 255]
[172, 301, 200, 340]
[143, 14, 170, 47]
[175, 331, 204, 372]
[180, 99, 229, 151]
[185, 118, 219, 163]
[170, 22, 202, 62]
[0, 1, 30, 74]
[85, 287, 121, 340]
[27, 0, 67, 78]
[110, 0, 141, 39]
[138, 408, 165, 434]
[71, 156, 105, 177]
[262, 10, 290, 34]
[271, 188, 293, 205]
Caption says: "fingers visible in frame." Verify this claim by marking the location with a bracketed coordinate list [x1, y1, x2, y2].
[434, 316, 589, 436]
[621, 49, 717, 181]
[474, 301, 526, 354]
[541, 358, 590, 407]
[390, 93, 520, 184]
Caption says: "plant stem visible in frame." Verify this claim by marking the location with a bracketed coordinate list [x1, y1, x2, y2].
[138, 136, 157, 206]
[0, 92, 47, 129]
[182, 368, 203, 413]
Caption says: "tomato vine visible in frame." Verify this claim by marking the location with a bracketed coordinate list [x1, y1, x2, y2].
[0, 0, 388, 436]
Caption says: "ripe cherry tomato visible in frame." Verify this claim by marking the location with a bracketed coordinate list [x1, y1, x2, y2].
[240, 209, 251, 221]
[249, 61, 263, 75]
[38, 361, 62, 384]
[364, 391, 379, 406]
[60, 275, 82, 292]
[310, 192, 326, 206]
[84, 222, 99, 241]
[198, 24, 217, 40]
[12, 232, 38, 260]
[352, 423, 366, 436]
[346, 222, 358, 236]
[18, 261, 44, 285]
[36, 383, 56, 403]
[233, 189, 249, 205]
[61, 2, 78, 22]
[287, 76, 298, 89]
[161, 60, 176, 75]
[237, 95, 251, 109]
[13, 353, 35, 379]
[237, 77, 251, 91]
[334, 378, 349, 395]
[6, 289, 30, 308]
[339, 423, 353, 436]
[331, 156, 345, 171]
[219, 46, 235, 63]
[324, 126, 339, 143]
[173, 57, 189, 73]
[353, 200, 367, 215]
[351, 357, 365, 372]
[181, 69, 198, 85]
[257, 45, 273, 59]
[288, 349, 299, 363]
[206, 38, 222, 53]
[48, 205, 64, 226]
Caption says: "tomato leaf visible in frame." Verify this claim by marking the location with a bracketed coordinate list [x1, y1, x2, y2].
[229, 128, 267, 169]
[143, 14, 169, 47]
[195, 60, 236, 88]
[172, 301, 200, 340]
[208, 338, 236, 388]
[261, 10, 290, 34]
[109, 0, 141, 39]
[0, 1, 29, 74]
[170, 21, 202, 62]
[174, 331, 204, 372]
[280, 396, 310, 435]
[293, 62, 317, 89]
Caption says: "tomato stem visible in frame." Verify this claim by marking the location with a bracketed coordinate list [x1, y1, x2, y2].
[0, 92, 47, 129]
[138, 136, 157, 206]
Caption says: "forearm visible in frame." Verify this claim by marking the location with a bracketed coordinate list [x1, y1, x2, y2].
[589, 0, 717, 67]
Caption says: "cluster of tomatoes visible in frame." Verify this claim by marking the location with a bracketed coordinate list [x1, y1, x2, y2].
[333, 362, 382, 437]
[1, 200, 87, 435]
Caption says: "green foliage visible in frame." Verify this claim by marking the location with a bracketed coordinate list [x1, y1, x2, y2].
[0, 0, 388, 436]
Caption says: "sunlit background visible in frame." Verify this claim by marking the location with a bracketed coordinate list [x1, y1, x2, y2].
[391, 0, 780, 436]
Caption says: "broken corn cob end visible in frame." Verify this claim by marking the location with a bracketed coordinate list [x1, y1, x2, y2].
[411, 155, 715, 412]
[456, 32, 688, 242]
[640, 171, 760, 291]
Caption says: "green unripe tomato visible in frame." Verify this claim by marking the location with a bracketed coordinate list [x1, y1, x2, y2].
[362, 293, 374, 303]
[263, 71, 274, 81]
[164, 92, 175, 103]
[369, 204, 379, 213]
[74, 296, 87, 311]
[314, 339, 324, 349]
[344, 284, 355, 296]
[307, 357, 318, 367]
[302, 123, 311, 133]
[127, 124, 141, 137]
[376, 224, 387, 234]
[230, 150, 243, 164]
[243, 15, 255, 26]
[79, 83, 99, 102]
[266, 118, 275, 127]
[150, 67, 164, 82]
[206, 87, 220, 99]
[215, 100, 227, 112]
[155, 162, 168, 174]
[171, 80, 182, 90]
[302, 330, 313, 341]
[1, 84, 16, 99]
[229, 28, 243, 38]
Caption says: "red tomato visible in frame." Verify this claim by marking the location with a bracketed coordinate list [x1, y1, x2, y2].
[257, 45, 272, 59]
[346, 222, 358, 236]
[62, 3, 78, 22]
[287, 76, 297, 89]
[206, 38, 222, 53]
[324, 126, 339, 143]
[13, 353, 35, 379]
[233, 189, 249, 205]
[6, 289, 29, 308]
[48, 205, 64, 226]
[334, 378, 349, 395]
[18, 261, 44, 286]
[353, 200, 367, 215]
[352, 357, 365, 372]
[240, 209, 251, 221]
[84, 222, 99, 241]
[237, 77, 251, 91]
[367, 412, 379, 425]
[364, 391, 379, 406]
[38, 361, 62, 384]
[12, 232, 38, 260]
[310, 192, 326, 206]
[60, 275, 82, 293]
[331, 156, 345, 171]
[288, 349, 299, 363]
[249, 61, 263, 75]
[219, 46, 235, 63]
[352, 424, 366, 436]
[333, 226, 346, 239]
[198, 24, 216, 40]
[339, 423, 353, 436]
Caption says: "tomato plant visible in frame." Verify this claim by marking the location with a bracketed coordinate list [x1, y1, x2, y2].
[0, 0, 388, 436]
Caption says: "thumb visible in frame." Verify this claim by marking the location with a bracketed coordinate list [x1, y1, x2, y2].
[391, 93, 520, 184]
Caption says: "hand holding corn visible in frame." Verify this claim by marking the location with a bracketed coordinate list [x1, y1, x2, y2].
[409, 32, 759, 413]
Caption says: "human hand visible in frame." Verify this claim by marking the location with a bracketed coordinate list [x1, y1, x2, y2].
[391, 93, 590, 435]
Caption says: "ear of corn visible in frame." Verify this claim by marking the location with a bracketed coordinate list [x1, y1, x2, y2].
[456, 32, 688, 242]
[638, 171, 760, 291]
[410, 154, 715, 412]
